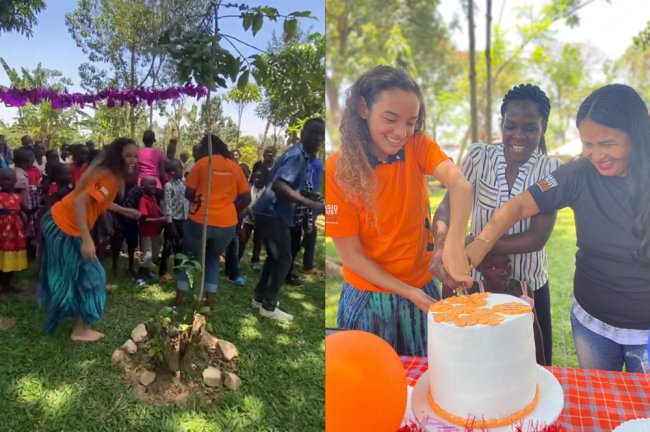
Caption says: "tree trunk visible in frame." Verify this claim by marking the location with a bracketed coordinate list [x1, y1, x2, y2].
[130, 48, 136, 138]
[485, 0, 493, 144]
[325, 74, 341, 150]
[236, 105, 243, 148]
[468, 0, 478, 144]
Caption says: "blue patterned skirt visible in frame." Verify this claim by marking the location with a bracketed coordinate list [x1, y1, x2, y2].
[336, 279, 440, 357]
[39, 210, 106, 332]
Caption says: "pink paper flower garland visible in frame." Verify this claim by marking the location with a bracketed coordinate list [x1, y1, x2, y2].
[0, 82, 208, 109]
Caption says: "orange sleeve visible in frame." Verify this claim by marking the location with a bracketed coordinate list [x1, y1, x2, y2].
[412, 133, 451, 175]
[324, 154, 360, 238]
[84, 172, 117, 206]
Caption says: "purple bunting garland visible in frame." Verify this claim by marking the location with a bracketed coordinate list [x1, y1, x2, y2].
[0, 82, 208, 109]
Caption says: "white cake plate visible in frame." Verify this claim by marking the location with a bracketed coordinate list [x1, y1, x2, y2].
[411, 366, 564, 432]
[613, 418, 650, 432]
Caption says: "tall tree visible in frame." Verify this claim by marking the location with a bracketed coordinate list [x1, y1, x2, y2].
[467, 0, 478, 144]
[226, 83, 261, 148]
[66, 0, 204, 136]
[326, 0, 459, 146]
[543, 43, 594, 145]
[256, 32, 325, 134]
[0, 0, 45, 38]
[480, 0, 601, 147]
[159, 1, 313, 300]
[610, 42, 650, 106]
[485, 0, 492, 144]
[0, 59, 80, 146]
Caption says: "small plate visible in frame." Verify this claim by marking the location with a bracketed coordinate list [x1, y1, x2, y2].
[411, 366, 564, 431]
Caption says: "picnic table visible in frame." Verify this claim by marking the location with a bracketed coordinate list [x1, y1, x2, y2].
[401, 356, 650, 431]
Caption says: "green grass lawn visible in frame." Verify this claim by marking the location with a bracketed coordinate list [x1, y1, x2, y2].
[0, 237, 325, 431]
[325, 184, 579, 368]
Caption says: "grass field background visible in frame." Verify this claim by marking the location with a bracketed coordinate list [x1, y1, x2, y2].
[1, 240, 326, 432]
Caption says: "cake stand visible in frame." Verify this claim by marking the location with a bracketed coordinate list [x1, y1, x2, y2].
[411, 366, 564, 432]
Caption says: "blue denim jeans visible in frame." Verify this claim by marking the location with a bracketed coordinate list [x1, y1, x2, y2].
[177, 220, 236, 294]
[571, 309, 649, 373]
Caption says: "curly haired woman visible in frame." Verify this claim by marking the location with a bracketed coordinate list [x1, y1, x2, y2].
[325, 65, 473, 356]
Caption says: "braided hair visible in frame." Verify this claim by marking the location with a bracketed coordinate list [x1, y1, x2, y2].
[576, 84, 650, 265]
[500, 84, 551, 155]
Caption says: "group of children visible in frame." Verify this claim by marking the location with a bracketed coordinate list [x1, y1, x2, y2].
[0, 134, 304, 296]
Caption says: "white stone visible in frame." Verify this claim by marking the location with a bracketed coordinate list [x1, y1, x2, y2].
[121, 339, 137, 354]
[131, 323, 148, 343]
[201, 332, 220, 351]
[223, 372, 242, 390]
[139, 370, 156, 386]
[202, 366, 221, 387]
[111, 349, 127, 364]
[217, 339, 238, 361]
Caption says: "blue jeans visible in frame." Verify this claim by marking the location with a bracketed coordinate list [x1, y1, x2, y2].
[571, 309, 649, 373]
[177, 220, 236, 294]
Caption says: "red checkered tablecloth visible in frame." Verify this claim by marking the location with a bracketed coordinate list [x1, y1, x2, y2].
[402, 356, 650, 431]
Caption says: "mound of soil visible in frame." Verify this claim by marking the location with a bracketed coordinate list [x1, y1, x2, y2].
[115, 335, 238, 406]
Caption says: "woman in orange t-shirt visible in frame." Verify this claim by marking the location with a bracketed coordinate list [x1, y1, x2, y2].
[174, 134, 250, 310]
[325, 66, 474, 356]
[39, 137, 141, 342]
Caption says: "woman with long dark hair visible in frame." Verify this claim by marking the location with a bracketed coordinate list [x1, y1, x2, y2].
[40, 137, 141, 341]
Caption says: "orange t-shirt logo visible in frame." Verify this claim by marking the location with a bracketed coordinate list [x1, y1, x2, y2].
[537, 174, 558, 192]
[325, 204, 338, 224]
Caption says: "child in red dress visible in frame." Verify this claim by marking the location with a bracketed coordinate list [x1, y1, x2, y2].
[137, 176, 166, 283]
[0, 168, 30, 293]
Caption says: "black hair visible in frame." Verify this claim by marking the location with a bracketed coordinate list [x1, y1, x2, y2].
[251, 167, 269, 184]
[576, 84, 650, 264]
[199, 134, 230, 158]
[500, 84, 551, 155]
[51, 162, 70, 183]
[301, 118, 325, 140]
[13, 147, 34, 168]
[143, 130, 156, 147]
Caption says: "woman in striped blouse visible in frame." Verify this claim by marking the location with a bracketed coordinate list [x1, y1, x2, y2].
[432, 84, 561, 365]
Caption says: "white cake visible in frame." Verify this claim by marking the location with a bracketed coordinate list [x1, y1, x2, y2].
[427, 292, 538, 427]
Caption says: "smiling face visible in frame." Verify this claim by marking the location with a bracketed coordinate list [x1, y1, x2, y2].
[579, 118, 632, 177]
[479, 254, 513, 292]
[501, 99, 546, 166]
[361, 89, 420, 161]
[251, 169, 265, 188]
[122, 143, 138, 175]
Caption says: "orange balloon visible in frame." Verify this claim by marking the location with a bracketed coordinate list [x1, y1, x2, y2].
[325, 330, 407, 432]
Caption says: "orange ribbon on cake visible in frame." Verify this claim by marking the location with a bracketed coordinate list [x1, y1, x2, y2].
[427, 385, 540, 428]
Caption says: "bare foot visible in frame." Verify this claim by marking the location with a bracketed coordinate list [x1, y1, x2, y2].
[71, 328, 105, 342]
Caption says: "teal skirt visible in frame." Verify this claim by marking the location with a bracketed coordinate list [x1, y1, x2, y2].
[39, 210, 106, 332]
[336, 279, 440, 357]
